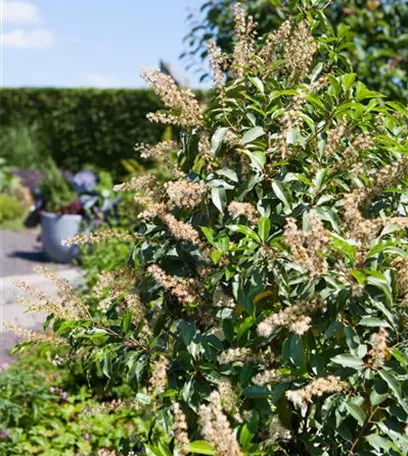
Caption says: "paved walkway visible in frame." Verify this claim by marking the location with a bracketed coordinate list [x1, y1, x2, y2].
[0, 230, 82, 363]
[0, 229, 73, 277]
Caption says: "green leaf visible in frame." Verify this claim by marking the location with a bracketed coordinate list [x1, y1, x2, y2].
[367, 242, 408, 259]
[241, 126, 265, 144]
[145, 445, 172, 456]
[216, 168, 238, 182]
[365, 434, 393, 452]
[227, 224, 260, 242]
[309, 61, 323, 81]
[237, 316, 254, 343]
[312, 168, 328, 192]
[212, 250, 222, 263]
[239, 413, 259, 447]
[289, 335, 306, 371]
[201, 226, 216, 247]
[211, 187, 226, 214]
[177, 320, 196, 347]
[216, 234, 230, 253]
[272, 181, 292, 211]
[331, 353, 364, 370]
[344, 326, 360, 352]
[248, 151, 266, 172]
[211, 127, 229, 155]
[314, 206, 341, 232]
[135, 392, 151, 405]
[389, 348, 408, 371]
[358, 317, 390, 328]
[258, 216, 271, 242]
[350, 269, 366, 285]
[122, 311, 132, 333]
[345, 402, 366, 426]
[102, 352, 112, 379]
[188, 441, 216, 455]
[342, 73, 357, 92]
[379, 370, 408, 413]
[330, 234, 357, 260]
[328, 75, 341, 97]
[248, 76, 264, 94]
[356, 81, 384, 101]
[370, 389, 388, 406]
[366, 273, 393, 305]
[243, 386, 271, 398]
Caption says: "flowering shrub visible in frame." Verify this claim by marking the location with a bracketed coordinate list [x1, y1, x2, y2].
[12, 2, 408, 455]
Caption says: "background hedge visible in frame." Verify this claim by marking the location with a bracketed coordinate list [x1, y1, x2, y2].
[0, 88, 170, 177]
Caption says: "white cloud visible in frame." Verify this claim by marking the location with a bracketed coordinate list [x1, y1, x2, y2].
[3, 1, 42, 24]
[85, 73, 121, 88]
[1, 28, 54, 49]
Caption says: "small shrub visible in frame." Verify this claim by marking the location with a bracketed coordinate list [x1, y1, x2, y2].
[13, 2, 408, 455]
[0, 195, 22, 224]
[39, 157, 78, 214]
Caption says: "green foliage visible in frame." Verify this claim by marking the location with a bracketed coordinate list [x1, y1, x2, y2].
[80, 236, 132, 291]
[0, 158, 19, 193]
[39, 157, 77, 213]
[183, 0, 408, 102]
[0, 350, 149, 455]
[0, 122, 49, 169]
[0, 88, 175, 176]
[0, 194, 22, 224]
[17, 2, 408, 455]
[0, 159, 31, 230]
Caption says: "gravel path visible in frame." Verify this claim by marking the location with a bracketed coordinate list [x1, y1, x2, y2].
[0, 229, 83, 363]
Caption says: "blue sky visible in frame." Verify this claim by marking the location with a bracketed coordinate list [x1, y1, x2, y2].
[1, 0, 209, 88]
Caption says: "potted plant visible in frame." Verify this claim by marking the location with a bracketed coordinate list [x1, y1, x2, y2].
[35, 159, 121, 263]
[39, 158, 83, 263]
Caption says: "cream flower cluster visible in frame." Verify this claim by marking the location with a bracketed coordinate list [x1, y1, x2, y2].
[15, 266, 88, 321]
[148, 264, 200, 305]
[173, 402, 190, 456]
[284, 212, 330, 277]
[140, 68, 203, 128]
[286, 376, 347, 407]
[199, 391, 243, 456]
[257, 303, 313, 337]
[166, 179, 207, 209]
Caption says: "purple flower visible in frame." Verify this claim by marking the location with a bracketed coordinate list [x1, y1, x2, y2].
[83, 433, 90, 440]
[60, 391, 68, 401]
[0, 431, 9, 440]
[49, 387, 56, 393]
[72, 170, 98, 193]
[0, 363, 10, 371]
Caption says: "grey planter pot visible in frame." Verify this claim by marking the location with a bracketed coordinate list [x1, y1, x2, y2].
[41, 212, 82, 263]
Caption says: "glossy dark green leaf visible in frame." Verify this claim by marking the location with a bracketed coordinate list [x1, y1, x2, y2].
[331, 353, 364, 370]
[345, 402, 366, 426]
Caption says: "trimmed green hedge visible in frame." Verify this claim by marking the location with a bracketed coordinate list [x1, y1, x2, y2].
[0, 88, 168, 176]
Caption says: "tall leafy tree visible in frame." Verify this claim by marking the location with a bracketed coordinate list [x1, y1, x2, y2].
[183, 0, 408, 101]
